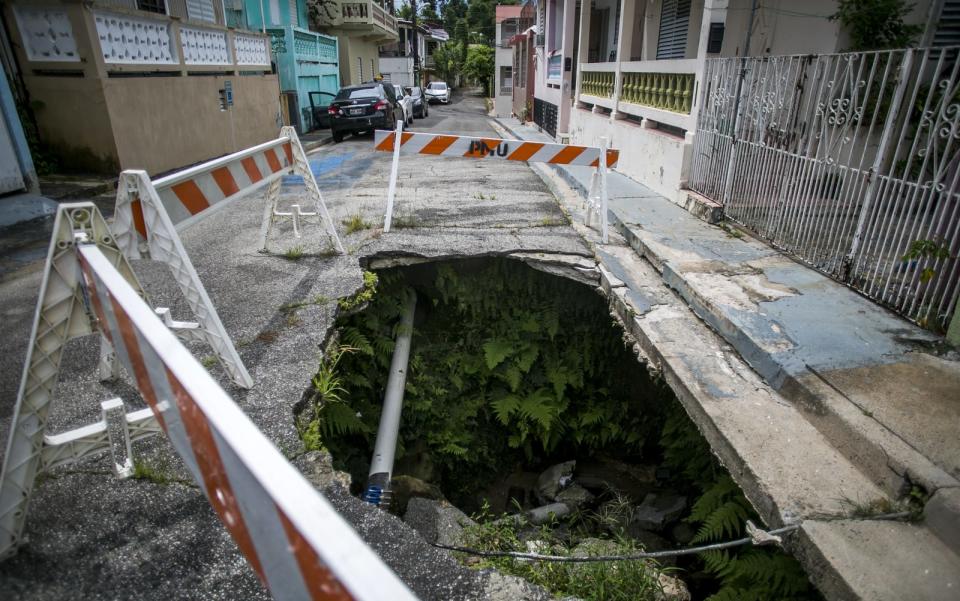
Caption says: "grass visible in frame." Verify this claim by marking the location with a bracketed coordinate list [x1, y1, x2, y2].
[200, 355, 217, 369]
[720, 223, 744, 239]
[284, 245, 305, 260]
[131, 459, 174, 485]
[539, 217, 568, 227]
[337, 271, 379, 311]
[342, 214, 373, 234]
[457, 504, 666, 601]
[391, 215, 418, 229]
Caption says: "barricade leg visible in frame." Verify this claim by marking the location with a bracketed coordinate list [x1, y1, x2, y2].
[384, 120, 404, 233]
[599, 136, 609, 244]
[281, 126, 345, 254]
[0, 203, 141, 559]
[113, 171, 254, 389]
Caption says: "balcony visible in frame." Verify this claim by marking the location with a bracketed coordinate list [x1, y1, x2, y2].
[321, 0, 398, 42]
[578, 59, 697, 130]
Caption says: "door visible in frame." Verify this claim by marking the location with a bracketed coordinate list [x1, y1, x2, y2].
[0, 114, 25, 194]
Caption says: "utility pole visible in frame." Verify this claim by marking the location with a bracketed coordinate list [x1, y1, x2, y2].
[410, 0, 420, 86]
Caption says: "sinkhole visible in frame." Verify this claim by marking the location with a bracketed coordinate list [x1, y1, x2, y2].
[297, 256, 819, 601]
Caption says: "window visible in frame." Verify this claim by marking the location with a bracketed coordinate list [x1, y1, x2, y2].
[501, 19, 517, 46]
[707, 22, 725, 54]
[137, 0, 166, 14]
[186, 0, 216, 23]
[500, 66, 513, 94]
[549, 0, 565, 51]
[656, 0, 692, 60]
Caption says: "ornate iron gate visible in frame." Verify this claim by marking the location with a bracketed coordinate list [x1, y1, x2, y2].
[689, 48, 960, 331]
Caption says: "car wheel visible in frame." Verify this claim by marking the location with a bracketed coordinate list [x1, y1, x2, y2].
[332, 130, 344, 143]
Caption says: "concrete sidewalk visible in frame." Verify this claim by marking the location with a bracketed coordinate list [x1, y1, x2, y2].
[495, 116, 960, 599]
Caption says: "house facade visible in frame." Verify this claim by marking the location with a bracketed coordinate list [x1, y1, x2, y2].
[510, 2, 537, 121]
[379, 19, 450, 87]
[494, 6, 522, 117]
[311, 0, 398, 86]
[3, 0, 277, 175]
[528, 0, 950, 201]
[243, 0, 341, 133]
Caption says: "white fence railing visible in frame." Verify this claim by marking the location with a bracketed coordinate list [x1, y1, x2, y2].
[689, 47, 960, 331]
[0, 203, 417, 600]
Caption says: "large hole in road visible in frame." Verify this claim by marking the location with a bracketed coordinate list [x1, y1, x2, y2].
[298, 257, 819, 601]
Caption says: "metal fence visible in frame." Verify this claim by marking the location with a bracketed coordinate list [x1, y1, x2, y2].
[689, 47, 960, 331]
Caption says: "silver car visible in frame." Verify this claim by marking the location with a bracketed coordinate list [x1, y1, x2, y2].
[424, 81, 450, 104]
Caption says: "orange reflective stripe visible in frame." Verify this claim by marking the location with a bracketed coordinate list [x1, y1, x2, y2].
[506, 142, 545, 162]
[278, 509, 355, 601]
[212, 167, 240, 198]
[168, 368, 267, 583]
[548, 145, 586, 164]
[171, 180, 210, 215]
[589, 150, 621, 167]
[78, 258, 113, 346]
[375, 132, 414, 152]
[131, 197, 147, 240]
[241, 157, 263, 183]
[283, 142, 293, 166]
[107, 293, 168, 434]
[419, 135, 458, 155]
[265, 148, 282, 173]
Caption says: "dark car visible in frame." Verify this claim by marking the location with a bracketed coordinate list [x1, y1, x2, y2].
[405, 86, 429, 118]
[309, 91, 335, 129]
[327, 83, 405, 143]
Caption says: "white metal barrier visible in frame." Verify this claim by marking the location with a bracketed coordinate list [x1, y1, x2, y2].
[0, 203, 417, 600]
[107, 127, 344, 390]
[374, 122, 618, 242]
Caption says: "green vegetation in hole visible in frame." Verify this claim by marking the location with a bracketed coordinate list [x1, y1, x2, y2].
[303, 259, 821, 600]
[343, 214, 373, 234]
[337, 271, 379, 312]
[311, 259, 666, 506]
[459, 503, 665, 601]
[659, 404, 819, 601]
[284, 245, 305, 261]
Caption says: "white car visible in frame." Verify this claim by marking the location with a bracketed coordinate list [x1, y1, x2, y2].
[392, 84, 415, 126]
[424, 81, 450, 104]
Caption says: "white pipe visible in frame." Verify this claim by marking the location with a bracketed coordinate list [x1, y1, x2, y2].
[364, 288, 417, 505]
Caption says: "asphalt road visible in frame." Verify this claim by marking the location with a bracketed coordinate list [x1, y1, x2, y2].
[0, 88, 587, 600]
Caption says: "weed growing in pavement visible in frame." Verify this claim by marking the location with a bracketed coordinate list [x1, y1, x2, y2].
[458, 502, 664, 601]
[391, 215, 418, 229]
[720, 223, 743, 239]
[131, 459, 174, 485]
[256, 330, 279, 343]
[284, 245, 305, 260]
[200, 355, 217, 369]
[343, 214, 373, 234]
[539, 217, 567, 227]
[337, 271, 378, 312]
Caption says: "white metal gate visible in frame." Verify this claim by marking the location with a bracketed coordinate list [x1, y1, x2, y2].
[689, 47, 960, 331]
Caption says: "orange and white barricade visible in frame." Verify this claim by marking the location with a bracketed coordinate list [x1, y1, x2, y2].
[374, 121, 618, 242]
[0, 203, 416, 601]
[106, 127, 344, 390]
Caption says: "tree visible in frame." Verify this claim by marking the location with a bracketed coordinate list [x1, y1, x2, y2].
[463, 44, 495, 96]
[830, 0, 922, 50]
[431, 41, 464, 85]
[397, 2, 413, 19]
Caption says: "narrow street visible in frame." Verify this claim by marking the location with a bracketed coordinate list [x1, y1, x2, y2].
[0, 88, 594, 601]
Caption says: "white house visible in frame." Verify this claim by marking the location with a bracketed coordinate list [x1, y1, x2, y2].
[495, 6, 523, 117]
[528, 0, 955, 202]
[379, 19, 449, 86]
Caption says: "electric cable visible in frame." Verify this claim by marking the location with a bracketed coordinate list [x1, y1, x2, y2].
[428, 511, 913, 562]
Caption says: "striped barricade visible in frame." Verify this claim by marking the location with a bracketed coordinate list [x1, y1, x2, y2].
[373, 122, 616, 242]
[0, 203, 418, 601]
[107, 127, 344, 390]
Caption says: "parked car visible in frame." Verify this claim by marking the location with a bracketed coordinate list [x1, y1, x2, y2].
[327, 83, 405, 143]
[391, 84, 415, 126]
[405, 86, 429, 118]
[424, 81, 450, 104]
[308, 91, 335, 129]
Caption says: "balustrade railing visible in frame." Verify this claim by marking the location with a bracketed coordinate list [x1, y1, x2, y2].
[580, 71, 615, 98]
[620, 72, 694, 114]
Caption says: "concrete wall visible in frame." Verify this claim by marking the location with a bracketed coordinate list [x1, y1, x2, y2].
[495, 41, 514, 117]
[380, 56, 413, 86]
[104, 74, 280, 174]
[569, 107, 689, 201]
[338, 36, 382, 85]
